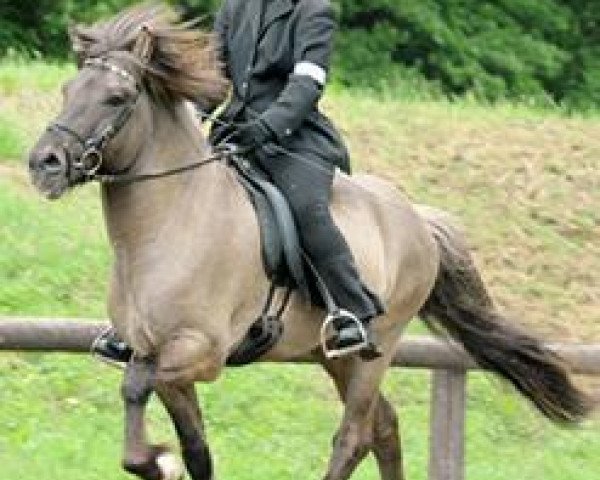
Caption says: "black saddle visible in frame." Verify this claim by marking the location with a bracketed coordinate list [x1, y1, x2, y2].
[224, 150, 311, 366]
[227, 152, 312, 295]
[221, 147, 375, 365]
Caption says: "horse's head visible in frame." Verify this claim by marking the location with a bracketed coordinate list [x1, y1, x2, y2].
[29, 5, 229, 199]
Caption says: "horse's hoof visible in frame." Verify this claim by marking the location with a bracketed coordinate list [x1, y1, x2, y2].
[156, 451, 184, 480]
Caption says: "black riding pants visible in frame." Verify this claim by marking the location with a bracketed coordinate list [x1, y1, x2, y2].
[254, 149, 383, 320]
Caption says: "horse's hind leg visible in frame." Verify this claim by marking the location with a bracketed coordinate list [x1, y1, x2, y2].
[154, 382, 214, 480]
[372, 394, 404, 480]
[321, 355, 397, 480]
[121, 357, 183, 480]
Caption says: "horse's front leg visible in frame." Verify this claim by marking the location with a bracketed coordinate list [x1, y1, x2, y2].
[121, 357, 184, 480]
[155, 382, 214, 480]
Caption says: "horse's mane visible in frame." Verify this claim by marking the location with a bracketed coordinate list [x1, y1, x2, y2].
[69, 3, 229, 108]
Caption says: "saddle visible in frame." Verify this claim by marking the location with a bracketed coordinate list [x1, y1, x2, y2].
[222, 147, 373, 365]
[224, 151, 311, 366]
[228, 153, 310, 297]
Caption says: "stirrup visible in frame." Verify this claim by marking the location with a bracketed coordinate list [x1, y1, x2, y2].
[320, 309, 369, 360]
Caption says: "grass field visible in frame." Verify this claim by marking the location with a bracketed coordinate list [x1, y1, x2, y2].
[1, 60, 599, 479]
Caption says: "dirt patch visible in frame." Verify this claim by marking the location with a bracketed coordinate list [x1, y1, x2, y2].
[324, 96, 600, 343]
[0, 163, 27, 180]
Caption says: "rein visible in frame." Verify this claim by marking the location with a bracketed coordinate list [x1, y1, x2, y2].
[92, 148, 231, 185]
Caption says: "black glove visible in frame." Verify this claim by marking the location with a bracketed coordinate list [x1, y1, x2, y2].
[234, 118, 275, 151]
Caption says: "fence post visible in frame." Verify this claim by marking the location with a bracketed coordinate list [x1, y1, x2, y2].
[429, 369, 466, 480]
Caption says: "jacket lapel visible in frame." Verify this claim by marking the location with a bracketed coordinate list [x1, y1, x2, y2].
[260, 0, 295, 35]
[246, 0, 264, 67]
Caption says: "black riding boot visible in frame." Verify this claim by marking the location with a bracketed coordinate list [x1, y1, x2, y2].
[91, 327, 133, 367]
[326, 315, 382, 360]
[316, 254, 384, 360]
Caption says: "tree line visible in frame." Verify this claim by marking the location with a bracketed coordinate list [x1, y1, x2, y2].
[1, 0, 598, 109]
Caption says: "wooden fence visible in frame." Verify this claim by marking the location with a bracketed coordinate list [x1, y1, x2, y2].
[1, 317, 599, 480]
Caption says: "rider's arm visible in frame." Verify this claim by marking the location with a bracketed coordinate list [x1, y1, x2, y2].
[196, 1, 230, 118]
[257, 1, 335, 142]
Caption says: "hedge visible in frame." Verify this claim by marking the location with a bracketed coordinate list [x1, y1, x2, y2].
[1, 0, 598, 109]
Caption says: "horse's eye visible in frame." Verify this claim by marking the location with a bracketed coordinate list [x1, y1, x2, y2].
[104, 93, 127, 106]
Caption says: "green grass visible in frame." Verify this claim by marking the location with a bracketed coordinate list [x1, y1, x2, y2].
[1, 60, 599, 480]
[1, 352, 599, 480]
[0, 117, 27, 161]
[0, 60, 73, 162]
[0, 178, 108, 316]
[0, 59, 74, 95]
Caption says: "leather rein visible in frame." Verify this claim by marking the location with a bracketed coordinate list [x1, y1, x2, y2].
[47, 57, 229, 186]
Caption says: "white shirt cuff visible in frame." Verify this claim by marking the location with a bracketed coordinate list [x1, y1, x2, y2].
[293, 61, 327, 86]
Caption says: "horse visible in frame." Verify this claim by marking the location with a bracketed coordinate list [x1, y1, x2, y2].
[28, 5, 592, 480]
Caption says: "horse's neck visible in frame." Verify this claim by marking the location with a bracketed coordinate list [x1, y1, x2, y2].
[101, 102, 231, 256]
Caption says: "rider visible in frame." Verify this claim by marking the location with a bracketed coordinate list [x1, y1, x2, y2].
[93, 0, 384, 364]
[209, 0, 385, 359]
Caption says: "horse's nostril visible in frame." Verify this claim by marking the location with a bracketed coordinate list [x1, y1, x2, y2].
[39, 152, 64, 172]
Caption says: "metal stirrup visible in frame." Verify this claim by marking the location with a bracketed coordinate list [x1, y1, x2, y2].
[320, 309, 369, 359]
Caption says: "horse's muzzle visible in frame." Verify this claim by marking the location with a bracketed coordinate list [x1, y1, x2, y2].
[28, 143, 69, 200]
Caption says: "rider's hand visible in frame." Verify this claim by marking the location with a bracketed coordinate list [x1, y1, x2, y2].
[234, 118, 275, 151]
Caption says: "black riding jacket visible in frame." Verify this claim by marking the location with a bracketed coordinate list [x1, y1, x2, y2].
[212, 0, 350, 173]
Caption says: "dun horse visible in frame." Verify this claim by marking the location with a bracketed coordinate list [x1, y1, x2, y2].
[28, 6, 592, 480]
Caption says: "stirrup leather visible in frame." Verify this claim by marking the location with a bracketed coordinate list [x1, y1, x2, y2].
[320, 310, 369, 359]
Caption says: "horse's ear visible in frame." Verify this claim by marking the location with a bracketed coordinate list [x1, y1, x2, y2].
[69, 24, 93, 68]
[132, 24, 155, 64]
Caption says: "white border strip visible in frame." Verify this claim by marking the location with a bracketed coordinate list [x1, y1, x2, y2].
[293, 61, 327, 86]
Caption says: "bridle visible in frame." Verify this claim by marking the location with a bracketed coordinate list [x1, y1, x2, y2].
[47, 56, 229, 186]
[47, 57, 143, 182]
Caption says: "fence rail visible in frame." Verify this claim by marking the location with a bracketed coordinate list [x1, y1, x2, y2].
[1, 317, 599, 480]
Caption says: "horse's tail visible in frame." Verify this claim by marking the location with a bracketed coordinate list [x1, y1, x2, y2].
[416, 205, 593, 424]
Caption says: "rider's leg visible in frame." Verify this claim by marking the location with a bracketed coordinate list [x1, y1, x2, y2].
[255, 151, 384, 359]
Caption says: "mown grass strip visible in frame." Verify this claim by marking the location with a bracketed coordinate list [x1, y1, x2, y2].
[0, 60, 598, 480]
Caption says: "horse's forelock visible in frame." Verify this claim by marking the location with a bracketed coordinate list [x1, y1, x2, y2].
[70, 4, 229, 108]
